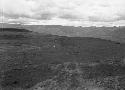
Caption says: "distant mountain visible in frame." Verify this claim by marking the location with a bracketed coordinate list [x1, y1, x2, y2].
[0, 23, 125, 43]
[0, 23, 22, 28]
[111, 27, 125, 43]
[23, 25, 125, 43]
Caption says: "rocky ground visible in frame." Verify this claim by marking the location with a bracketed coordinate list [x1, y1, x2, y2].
[1, 62, 125, 90]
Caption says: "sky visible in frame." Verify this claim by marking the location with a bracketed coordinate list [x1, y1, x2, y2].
[0, 0, 125, 26]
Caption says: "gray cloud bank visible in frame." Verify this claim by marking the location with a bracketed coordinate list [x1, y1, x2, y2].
[0, 0, 125, 26]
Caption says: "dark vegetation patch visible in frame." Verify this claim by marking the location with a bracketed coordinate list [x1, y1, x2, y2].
[0, 34, 28, 40]
[1, 64, 56, 88]
[0, 28, 31, 32]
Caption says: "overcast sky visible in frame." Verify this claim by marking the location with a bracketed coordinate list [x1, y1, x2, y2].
[0, 0, 125, 26]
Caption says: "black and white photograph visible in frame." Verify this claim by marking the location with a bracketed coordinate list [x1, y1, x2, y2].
[0, 0, 125, 90]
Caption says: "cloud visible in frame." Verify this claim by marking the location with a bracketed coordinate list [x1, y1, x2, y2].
[0, 0, 36, 17]
[0, 0, 125, 26]
[59, 14, 81, 21]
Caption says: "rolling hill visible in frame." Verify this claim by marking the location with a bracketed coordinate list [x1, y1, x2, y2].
[1, 23, 125, 43]
[0, 28, 125, 90]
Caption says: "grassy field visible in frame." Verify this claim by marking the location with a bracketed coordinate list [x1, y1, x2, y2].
[0, 28, 125, 90]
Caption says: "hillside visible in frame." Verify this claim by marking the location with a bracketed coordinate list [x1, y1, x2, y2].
[0, 28, 125, 90]
[1, 23, 125, 43]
